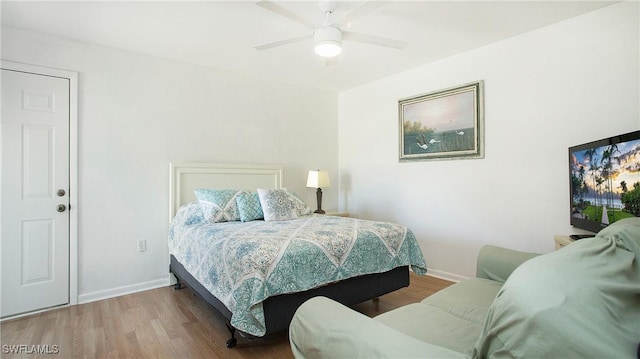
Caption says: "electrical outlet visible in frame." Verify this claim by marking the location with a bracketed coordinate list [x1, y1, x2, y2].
[138, 239, 147, 252]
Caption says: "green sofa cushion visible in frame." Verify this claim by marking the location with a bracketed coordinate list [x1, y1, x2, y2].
[473, 218, 640, 358]
[375, 278, 502, 355]
[422, 277, 503, 324]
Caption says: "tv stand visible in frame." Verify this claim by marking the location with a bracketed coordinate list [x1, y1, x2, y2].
[554, 235, 575, 250]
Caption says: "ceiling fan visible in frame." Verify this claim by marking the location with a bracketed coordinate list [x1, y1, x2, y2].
[254, 0, 407, 58]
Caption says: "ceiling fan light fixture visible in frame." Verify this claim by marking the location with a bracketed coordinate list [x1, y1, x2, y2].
[314, 26, 342, 57]
[315, 41, 342, 57]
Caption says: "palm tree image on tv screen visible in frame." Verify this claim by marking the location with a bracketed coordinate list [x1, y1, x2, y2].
[571, 137, 640, 226]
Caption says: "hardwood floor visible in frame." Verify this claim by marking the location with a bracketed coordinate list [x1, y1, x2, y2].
[0, 273, 453, 359]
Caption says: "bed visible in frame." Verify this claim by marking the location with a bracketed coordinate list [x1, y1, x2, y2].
[167, 162, 427, 348]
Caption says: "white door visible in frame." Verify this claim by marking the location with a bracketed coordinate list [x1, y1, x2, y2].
[1, 69, 70, 318]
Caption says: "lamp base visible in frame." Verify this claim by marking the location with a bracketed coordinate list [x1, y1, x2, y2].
[315, 188, 325, 214]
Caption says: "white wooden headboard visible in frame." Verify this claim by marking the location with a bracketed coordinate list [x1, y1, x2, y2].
[169, 162, 283, 222]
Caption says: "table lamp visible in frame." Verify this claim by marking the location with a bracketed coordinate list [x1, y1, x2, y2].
[306, 170, 330, 214]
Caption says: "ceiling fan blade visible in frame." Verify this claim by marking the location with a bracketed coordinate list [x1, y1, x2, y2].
[256, 1, 318, 29]
[333, 1, 390, 28]
[254, 34, 313, 51]
[343, 31, 407, 49]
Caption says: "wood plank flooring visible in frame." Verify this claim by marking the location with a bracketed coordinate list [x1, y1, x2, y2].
[0, 273, 453, 359]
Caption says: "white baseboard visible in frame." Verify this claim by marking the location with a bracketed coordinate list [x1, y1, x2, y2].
[426, 268, 469, 283]
[78, 276, 171, 304]
[78, 269, 463, 305]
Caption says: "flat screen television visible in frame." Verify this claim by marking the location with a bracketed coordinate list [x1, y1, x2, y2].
[569, 130, 640, 233]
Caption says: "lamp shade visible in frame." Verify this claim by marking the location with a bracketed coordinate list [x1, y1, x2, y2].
[306, 170, 330, 188]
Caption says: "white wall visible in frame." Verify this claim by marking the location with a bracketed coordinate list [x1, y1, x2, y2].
[338, 2, 639, 279]
[2, 1, 637, 299]
[2, 27, 339, 301]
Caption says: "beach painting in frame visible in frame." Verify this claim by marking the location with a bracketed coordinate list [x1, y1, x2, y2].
[399, 81, 484, 162]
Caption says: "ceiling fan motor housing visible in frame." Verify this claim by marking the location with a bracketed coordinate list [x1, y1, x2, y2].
[314, 26, 342, 57]
[314, 26, 342, 43]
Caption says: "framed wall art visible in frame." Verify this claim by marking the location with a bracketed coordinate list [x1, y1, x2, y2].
[399, 80, 484, 162]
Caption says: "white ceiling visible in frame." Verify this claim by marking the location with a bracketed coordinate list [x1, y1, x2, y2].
[1, 1, 618, 92]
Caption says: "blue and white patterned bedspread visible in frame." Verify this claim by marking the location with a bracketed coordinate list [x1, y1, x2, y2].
[168, 202, 428, 336]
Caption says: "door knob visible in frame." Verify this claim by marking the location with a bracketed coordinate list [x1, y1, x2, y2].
[56, 204, 66, 212]
[57, 189, 66, 197]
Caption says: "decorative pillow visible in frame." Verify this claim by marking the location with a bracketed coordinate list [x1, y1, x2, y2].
[256, 188, 312, 222]
[193, 189, 241, 223]
[236, 191, 264, 222]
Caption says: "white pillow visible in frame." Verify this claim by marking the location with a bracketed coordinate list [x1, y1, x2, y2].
[256, 188, 312, 221]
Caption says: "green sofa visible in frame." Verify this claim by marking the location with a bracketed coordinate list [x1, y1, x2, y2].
[289, 218, 640, 358]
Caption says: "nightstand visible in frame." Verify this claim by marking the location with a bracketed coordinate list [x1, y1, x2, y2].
[326, 212, 349, 217]
[554, 235, 575, 250]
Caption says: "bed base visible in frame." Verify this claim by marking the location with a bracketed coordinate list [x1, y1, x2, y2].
[170, 255, 409, 348]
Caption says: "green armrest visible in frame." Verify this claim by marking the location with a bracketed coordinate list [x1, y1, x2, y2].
[290, 296, 469, 359]
[476, 245, 539, 283]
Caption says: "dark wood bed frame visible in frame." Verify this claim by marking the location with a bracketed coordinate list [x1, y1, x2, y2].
[170, 255, 410, 348]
